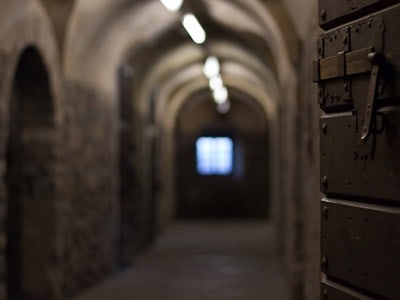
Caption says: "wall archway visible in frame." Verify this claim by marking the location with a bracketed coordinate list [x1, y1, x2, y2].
[175, 90, 270, 219]
[154, 63, 277, 229]
[6, 46, 58, 300]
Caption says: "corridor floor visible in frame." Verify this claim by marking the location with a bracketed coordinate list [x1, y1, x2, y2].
[72, 221, 289, 300]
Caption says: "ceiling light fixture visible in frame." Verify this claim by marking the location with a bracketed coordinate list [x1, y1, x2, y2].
[213, 86, 228, 104]
[209, 75, 223, 91]
[203, 56, 220, 79]
[217, 100, 231, 114]
[159, 0, 183, 12]
[182, 14, 206, 44]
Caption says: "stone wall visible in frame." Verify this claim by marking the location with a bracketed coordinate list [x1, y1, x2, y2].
[0, 2, 121, 298]
[284, 0, 322, 299]
[0, 1, 64, 299]
[62, 82, 119, 296]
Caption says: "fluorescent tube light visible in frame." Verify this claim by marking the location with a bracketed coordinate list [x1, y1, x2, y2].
[209, 75, 223, 91]
[217, 100, 231, 114]
[159, 0, 183, 12]
[182, 14, 206, 44]
[203, 56, 220, 78]
[213, 86, 228, 104]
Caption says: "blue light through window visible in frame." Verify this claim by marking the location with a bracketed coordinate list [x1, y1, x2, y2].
[196, 137, 233, 175]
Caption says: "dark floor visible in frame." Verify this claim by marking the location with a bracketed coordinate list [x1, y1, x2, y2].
[72, 221, 289, 300]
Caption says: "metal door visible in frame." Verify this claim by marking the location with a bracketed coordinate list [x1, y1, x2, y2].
[314, 1, 400, 298]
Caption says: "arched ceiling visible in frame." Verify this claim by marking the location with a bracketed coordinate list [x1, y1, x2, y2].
[65, 1, 178, 92]
[132, 40, 279, 117]
[65, 0, 299, 100]
[39, 0, 76, 49]
[0, 0, 63, 126]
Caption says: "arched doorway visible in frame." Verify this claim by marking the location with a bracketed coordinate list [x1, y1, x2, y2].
[5, 47, 57, 300]
[175, 90, 269, 219]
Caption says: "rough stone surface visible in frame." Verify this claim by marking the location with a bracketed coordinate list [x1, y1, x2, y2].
[0, 1, 63, 299]
[62, 81, 119, 296]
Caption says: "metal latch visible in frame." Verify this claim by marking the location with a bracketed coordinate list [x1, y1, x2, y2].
[313, 47, 374, 82]
[361, 51, 384, 141]
[314, 48, 385, 142]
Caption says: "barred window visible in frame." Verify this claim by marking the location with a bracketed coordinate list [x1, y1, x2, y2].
[196, 137, 233, 175]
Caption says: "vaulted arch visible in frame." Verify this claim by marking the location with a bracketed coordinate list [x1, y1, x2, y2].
[6, 46, 58, 300]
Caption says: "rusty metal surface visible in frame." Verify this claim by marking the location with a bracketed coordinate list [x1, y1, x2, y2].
[315, 48, 372, 81]
[316, 5, 400, 112]
[320, 108, 400, 202]
[321, 198, 400, 299]
[319, 0, 397, 30]
[318, 3, 400, 298]
[318, 6, 400, 202]
[315, 15, 386, 113]
[321, 278, 374, 300]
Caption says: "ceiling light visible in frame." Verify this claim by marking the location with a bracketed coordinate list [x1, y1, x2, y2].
[212, 86, 228, 104]
[203, 56, 220, 79]
[209, 75, 223, 91]
[217, 100, 231, 114]
[159, 0, 183, 12]
[182, 14, 206, 44]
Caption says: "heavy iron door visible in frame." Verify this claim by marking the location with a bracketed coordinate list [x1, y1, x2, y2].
[314, 1, 400, 299]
